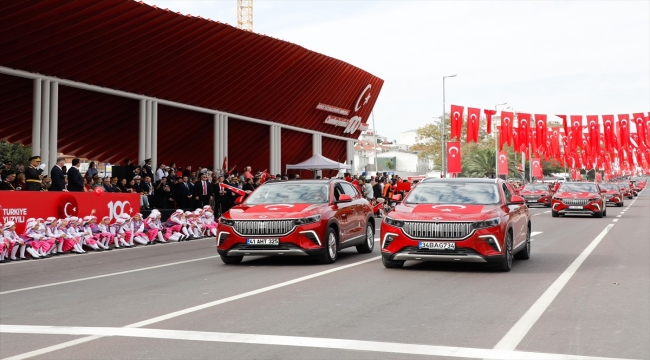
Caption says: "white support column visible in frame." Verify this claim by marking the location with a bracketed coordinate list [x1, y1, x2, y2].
[270, 125, 281, 175]
[32, 79, 42, 156]
[214, 113, 229, 173]
[48, 82, 59, 173]
[138, 99, 146, 166]
[151, 101, 158, 172]
[312, 133, 322, 177]
[347, 140, 355, 174]
[145, 100, 152, 159]
[40, 80, 50, 174]
[223, 114, 228, 171]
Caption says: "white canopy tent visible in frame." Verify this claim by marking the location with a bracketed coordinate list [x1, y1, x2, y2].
[285, 153, 351, 172]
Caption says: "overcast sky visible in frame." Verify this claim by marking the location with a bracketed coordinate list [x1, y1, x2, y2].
[144, 0, 649, 141]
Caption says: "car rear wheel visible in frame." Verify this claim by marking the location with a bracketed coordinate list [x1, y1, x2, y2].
[496, 232, 513, 272]
[356, 222, 375, 254]
[552, 210, 559, 217]
[514, 225, 531, 260]
[220, 254, 243, 264]
[382, 256, 404, 268]
[320, 227, 338, 264]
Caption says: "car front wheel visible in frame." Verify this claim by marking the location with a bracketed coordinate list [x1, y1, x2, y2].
[320, 227, 338, 264]
[514, 225, 531, 260]
[497, 232, 513, 272]
[356, 222, 375, 254]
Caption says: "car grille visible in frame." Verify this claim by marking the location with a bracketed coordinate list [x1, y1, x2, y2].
[232, 220, 295, 236]
[402, 222, 473, 240]
[561, 198, 590, 206]
[524, 196, 540, 200]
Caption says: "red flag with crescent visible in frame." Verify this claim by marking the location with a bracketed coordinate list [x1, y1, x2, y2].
[219, 182, 246, 197]
[498, 150, 509, 175]
[484, 109, 496, 134]
[501, 111, 514, 147]
[531, 158, 542, 178]
[633, 112, 647, 147]
[618, 114, 631, 150]
[602, 115, 615, 153]
[466, 107, 481, 143]
[512, 127, 520, 152]
[534, 114, 547, 152]
[450, 105, 464, 141]
[570, 115, 583, 149]
[557, 115, 568, 139]
[586, 115, 600, 154]
[518, 113, 531, 152]
[595, 172, 602, 181]
[447, 141, 462, 174]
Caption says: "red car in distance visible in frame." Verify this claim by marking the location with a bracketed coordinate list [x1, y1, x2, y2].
[217, 180, 375, 265]
[519, 183, 552, 207]
[617, 183, 634, 199]
[551, 182, 606, 218]
[599, 183, 625, 207]
[380, 178, 531, 272]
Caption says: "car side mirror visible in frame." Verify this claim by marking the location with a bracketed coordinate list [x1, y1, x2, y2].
[338, 194, 352, 203]
[234, 196, 244, 204]
[509, 195, 525, 205]
[391, 194, 402, 202]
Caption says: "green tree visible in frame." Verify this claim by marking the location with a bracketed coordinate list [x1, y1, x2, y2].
[385, 159, 395, 170]
[0, 141, 32, 169]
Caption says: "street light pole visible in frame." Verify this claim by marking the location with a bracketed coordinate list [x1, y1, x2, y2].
[494, 103, 507, 179]
[442, 74, 456, 178]
[371, 111, 378, 175]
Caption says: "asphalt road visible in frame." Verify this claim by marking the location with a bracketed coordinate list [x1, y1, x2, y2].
[1, 189, 648, 360]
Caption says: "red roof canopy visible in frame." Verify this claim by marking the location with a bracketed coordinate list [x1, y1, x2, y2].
[0, 0, 383, 165]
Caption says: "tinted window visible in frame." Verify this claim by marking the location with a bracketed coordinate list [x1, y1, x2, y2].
[558, 183, 598, 192]
[340, 182, 359, 198]
[502, 183, 512, 203]
[523, 184, 548, 191]
[245, 183, 329, 204]
[405, 182, 500, 205]
[599, 184, 619, 190]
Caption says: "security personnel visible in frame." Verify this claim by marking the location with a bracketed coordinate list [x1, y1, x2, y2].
[24, 156, 44, 191]
[0, 172, 16, 190]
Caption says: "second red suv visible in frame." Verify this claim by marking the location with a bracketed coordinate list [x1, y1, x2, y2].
[217, 180, 375, 264]
[551, 182, 606, 218]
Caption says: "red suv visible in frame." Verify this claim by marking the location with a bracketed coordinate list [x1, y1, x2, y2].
[217, 180, 375, 264]
[617, 183, 634, 199]
[551, 182, 606, 218]
[380, 178, 531, 272]
[519, 183, 552, 207]
[599, 183, 624, 207]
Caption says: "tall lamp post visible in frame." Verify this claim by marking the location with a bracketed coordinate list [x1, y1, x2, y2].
[441, 74, 457, 178]
[494, 103, 507, 179]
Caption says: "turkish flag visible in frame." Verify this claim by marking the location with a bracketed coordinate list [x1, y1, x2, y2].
[570, 115, 583, 149]
[550, 127, 561, 159]
[222, 157, 227, 171]
[602, 115, 615, 153]
[531, 157, 542, 178]
[557, 115, 568, 138]
[518, 113, 531, 152]
[512, 127, 520, 152]
[498, 150, 509, 175]
[570, 168, 578, 180]
[484, 109, 496, 134]
[447, 141, 462, 174]
[501, 111, 514, 147]
[586, 115, 600, 154]
[534, 114, 547, 152]
[466, 107, 481, 143]
[595, 172, 602, 181]
[450, 105, 464, 141]
[219, 182, 247, 197]
[633, 112, 647, 147]
[618, 114, 631, 149]
[497, 125, 507, 151]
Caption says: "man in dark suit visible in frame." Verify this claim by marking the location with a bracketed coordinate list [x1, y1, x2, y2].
[66, 158, 85, 192]
[49, 157, 67, 192]
[177, 176, 193, 209]
[141, 159, 153, 180]
[193, 173, 213, 208]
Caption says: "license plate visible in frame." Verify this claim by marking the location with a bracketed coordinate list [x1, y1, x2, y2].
[419, 242, 455, 250]
[526, 200, 537, 203]
[246, 238, 280, 245]
[569, 205, 583, 209]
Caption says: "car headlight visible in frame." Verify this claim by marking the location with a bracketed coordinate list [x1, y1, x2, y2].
[472, 217, 501, 230]
[220, 218, 235, 226]
[384, 217, 405, 228]
[293, 214, 321, 226]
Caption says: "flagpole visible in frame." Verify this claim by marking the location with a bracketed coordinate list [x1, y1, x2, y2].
[442, 74, 457, 178]
[495, 103, 507, 179]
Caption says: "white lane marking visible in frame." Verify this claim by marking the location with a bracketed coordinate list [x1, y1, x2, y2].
[531, 232, 542, 237]
[544, 211, 551, 213]
[613, 219, 619, 222]
[0, 237, 216, 266]
[617, 215, 622, 218]
[6, 256, 381, 359]
[494, 224, 615, 351]
[0, 325, 634, 360]
[0, 255, 219, 295]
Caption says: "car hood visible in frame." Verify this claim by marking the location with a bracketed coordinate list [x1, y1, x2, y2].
[225, 203, 325, 220]
[602, 190, 620, 195]
[554, 192, 599, 198]
[390, 203, 502, 221]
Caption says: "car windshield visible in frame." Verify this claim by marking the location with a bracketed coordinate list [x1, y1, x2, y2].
[559, 183, 598, 193]
[599, 184, 619, 190]
[523, 184, 548, 191]
[244, 183, 329, 204]
[617, 183, 630, 189]
[405, 182, 500, 205]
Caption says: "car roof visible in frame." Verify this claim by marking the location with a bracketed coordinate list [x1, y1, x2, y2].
[420, 177, 499, 184]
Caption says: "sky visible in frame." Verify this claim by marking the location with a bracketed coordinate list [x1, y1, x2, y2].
[144, 0, 650, 141]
